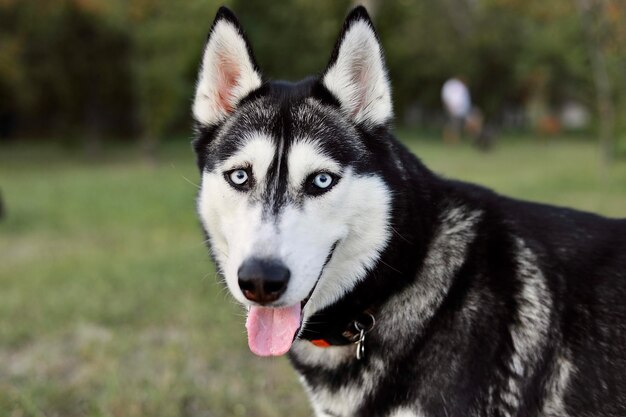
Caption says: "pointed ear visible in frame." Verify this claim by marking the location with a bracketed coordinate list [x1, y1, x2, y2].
[193, 7, 263, 127]
[322, 7, 392, 127]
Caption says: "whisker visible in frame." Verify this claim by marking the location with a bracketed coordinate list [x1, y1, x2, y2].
[379, 259, 403, 275]
[182, 175, 201, 189]
[391, 226, 414, 245]
[169, 161, 202, 189]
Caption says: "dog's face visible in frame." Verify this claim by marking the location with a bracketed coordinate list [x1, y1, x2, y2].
[193, 7, 393, 356]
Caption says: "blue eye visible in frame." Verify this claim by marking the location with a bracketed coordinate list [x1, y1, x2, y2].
[225, 168, 253, 190]
[230, 169, 248, 185]
[313, 173, 333, 189]
[305, 172, 338, 196]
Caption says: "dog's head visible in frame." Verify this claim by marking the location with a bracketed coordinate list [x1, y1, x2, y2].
[192, 6, 393, 356]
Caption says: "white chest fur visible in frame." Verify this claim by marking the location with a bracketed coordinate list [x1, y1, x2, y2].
[292, 341, 426, 417]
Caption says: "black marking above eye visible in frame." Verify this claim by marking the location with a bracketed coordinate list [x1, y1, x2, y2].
[304, 172, 339, 196]
[224, 167, 254, 191]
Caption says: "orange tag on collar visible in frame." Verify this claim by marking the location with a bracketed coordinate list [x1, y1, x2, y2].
[311, 339, 331, 348]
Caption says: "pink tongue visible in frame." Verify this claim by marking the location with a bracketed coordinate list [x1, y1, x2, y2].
[246, 304, 302, 356]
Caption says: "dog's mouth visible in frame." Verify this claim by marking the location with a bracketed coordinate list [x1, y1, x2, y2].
[244, 242, 338, 357]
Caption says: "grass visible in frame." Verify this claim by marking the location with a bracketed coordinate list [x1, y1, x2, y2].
[0, 134, 625, 417]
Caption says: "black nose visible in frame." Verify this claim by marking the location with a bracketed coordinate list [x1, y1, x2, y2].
[237, 258, 290, 304]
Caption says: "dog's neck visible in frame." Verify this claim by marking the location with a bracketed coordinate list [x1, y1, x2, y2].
[298, 141, 444, 348]
[297, 199, 483, 365]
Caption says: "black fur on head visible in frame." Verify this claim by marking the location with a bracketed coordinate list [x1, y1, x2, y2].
[192, 6, 396, 168]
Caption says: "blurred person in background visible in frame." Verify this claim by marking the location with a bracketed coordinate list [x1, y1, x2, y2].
[442, 76, 494, 150]
[442, 76, 471, 144]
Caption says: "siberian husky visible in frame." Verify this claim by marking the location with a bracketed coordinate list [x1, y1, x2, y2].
[191, 6, 626, 417]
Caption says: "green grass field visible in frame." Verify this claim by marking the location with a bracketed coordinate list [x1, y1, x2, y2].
[1, 134, 625, 417]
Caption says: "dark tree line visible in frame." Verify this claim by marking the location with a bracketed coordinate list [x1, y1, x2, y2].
[0, 0, 624, 157]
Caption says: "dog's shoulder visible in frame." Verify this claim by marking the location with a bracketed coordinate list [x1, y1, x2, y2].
[441, 178, 625, 255]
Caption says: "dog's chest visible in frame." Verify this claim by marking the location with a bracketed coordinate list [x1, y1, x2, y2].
[291, 341, 367, 416]
[291, 341, 426, 417]
[305, 383, 367, 417]
[305, 384, 425, 417]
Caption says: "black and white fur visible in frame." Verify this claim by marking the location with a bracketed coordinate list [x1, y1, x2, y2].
[192, 6, 626, 417]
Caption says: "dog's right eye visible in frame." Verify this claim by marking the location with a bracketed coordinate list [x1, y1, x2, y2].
[304, 172, 338, 196]
[225, 168, 252, 190]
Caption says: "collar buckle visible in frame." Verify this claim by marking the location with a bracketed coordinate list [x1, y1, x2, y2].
[351, 312, 376, 360]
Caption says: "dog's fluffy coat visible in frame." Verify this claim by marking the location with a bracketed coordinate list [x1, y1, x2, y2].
[192, 6, 626, 417]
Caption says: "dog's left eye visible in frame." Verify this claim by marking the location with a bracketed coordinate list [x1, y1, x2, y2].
[305, 172, 338, 195]
[225, 168, 252, 190]
[313, 173, 333, 188]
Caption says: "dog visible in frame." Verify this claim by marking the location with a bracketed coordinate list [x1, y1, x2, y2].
[191, 6, 626, 417]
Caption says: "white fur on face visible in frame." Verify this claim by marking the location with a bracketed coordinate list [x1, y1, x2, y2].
[323, 20, 393, 126]
[197, 135, 392, 313]
[279, 138, 391, 316]
[287, 139, 342, 188]
[193, 19, 262, 126]
[197, 134, 276, 304]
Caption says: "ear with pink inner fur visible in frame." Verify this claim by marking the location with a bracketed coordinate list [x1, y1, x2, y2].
[193, 7, 263, 127]
[322, 7, 393, 127]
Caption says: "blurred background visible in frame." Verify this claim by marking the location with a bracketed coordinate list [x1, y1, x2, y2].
[0, 0, 624, 416]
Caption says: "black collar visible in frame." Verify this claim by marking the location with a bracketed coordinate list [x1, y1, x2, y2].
[300, 308, 376, 347]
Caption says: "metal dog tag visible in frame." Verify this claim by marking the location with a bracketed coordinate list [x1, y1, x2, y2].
[355, 328, 366, 360]
[353, 313, 375, 360]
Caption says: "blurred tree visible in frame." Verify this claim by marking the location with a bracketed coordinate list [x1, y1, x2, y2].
[0, 0, 135, 145]
[230, 0, 352, 81]
[125, 0, 221, 159]
[576, 0, 616, 165]
[0, 0, 624, 147]
[58, 2, 135, 153]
